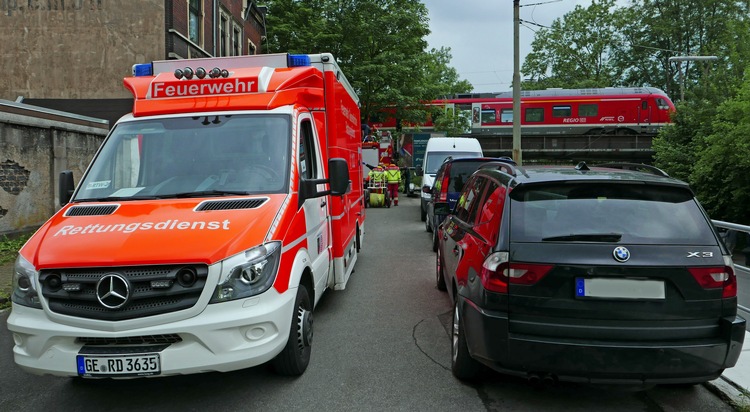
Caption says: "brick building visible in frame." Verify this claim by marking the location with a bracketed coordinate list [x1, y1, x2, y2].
[0, 0, 266, 124]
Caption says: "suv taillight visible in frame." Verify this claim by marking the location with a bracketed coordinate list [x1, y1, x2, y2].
[437, 164, 451, 202]
[688, 256, 737, 298]
[480, 251, 553, 293]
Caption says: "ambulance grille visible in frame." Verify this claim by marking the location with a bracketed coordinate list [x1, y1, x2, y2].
[38, 265, 209, 321]
[195, 198, 267, 211]
[65, 205, 119, 216]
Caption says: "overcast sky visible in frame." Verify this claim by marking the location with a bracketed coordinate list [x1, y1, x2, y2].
[422, 0, 625, 93]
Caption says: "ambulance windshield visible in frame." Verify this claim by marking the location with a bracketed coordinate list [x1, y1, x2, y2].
[74, 114, 291, 201]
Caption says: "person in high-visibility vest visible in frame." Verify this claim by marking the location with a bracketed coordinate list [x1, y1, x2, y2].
[385, 163, 401, 206]
[368, 164, 385, 186]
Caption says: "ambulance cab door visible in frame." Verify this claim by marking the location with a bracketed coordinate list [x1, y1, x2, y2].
[297, 113, 331, 300]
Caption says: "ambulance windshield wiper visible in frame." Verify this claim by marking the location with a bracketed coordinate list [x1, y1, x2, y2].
[541, 233, 622, 242]
[76, 196, 161, 202]
[170, 190, 251, 198]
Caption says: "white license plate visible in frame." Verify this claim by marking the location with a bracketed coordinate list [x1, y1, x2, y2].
[77, 353, 161, 377]
[575, 277, 665, 300]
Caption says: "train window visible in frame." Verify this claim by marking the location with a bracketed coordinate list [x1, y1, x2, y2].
[579, 104, 598, 117]
[525, 108, 544, 123]
[642, 101, 648, 110]
[552, 105, 571, 117]
[501, 109, 513, 123]
[655, 98, 670, 110]
[481, 109, 496, 124]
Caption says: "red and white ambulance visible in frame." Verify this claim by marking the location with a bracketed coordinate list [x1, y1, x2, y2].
[7, 53, 365, 377]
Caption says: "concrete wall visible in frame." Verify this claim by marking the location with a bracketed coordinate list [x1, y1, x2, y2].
[0, 101, 108, 235]
[0, 0, 165, 100]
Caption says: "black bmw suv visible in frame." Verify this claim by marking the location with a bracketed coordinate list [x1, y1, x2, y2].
[436, 162, 746, 385]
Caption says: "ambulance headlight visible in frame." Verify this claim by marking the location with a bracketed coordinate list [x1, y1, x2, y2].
[210, 241, 282, 303]
[11, 255, 42, 309]
[195, 67, 206, 79]
[183, 67, 194, 79]
[209, 67, 221, 78]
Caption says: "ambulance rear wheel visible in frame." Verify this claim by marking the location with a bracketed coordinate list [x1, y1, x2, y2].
[272, 284, 312, 376]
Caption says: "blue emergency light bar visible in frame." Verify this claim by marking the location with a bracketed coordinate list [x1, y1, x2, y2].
[287, 54, 311, 67]
[132, 63, 153, 77]
[131, 53, 311, 78]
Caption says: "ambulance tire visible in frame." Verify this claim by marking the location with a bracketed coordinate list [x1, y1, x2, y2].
[272, 284, 313, 376]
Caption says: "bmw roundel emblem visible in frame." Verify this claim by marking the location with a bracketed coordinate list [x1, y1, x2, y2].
[613, 246, 630, 263]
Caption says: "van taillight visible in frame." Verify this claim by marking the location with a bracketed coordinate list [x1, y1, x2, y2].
[480, 251, 553, 293]
[437, 165, 451, 202]
[688, 259, 737, 298]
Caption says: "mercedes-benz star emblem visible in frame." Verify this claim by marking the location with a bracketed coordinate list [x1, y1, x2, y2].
[96, 274, 130, 309]
[613, 246, 630, 263]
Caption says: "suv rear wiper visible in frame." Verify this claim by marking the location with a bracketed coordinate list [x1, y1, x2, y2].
[171, 190, 251, 198]
[541, 233, 622, 242]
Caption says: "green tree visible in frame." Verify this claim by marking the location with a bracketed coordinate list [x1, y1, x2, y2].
[262, 0, 472, 127]
[521, 0, 624, 89]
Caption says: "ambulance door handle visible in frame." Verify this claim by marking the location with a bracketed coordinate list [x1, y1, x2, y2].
[320, 200, 327, 207]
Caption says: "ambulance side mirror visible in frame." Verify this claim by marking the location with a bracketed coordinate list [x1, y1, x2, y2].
[59, 170, 75, 206]
[415, 166, 423, 177]
[299, 158, 350, 205]
[327, 158, 350, 196]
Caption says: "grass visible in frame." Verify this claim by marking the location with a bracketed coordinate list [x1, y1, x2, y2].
[0, 234, 29, 264]
[0, 233, 32, 310]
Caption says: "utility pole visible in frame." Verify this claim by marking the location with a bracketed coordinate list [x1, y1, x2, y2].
[512, 0, 522, 165]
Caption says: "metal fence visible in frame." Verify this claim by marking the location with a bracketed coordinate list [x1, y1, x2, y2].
[713, 220, 750, 314]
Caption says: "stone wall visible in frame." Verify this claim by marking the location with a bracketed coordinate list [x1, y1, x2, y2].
[0, 0, 165, 100]
[0, 100, 108, 235]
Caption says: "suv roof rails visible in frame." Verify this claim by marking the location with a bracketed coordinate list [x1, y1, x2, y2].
[595, 162, 670, 177]
[479, 160, 517, 177]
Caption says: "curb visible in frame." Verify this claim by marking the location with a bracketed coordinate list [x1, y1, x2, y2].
[706, 377, 749, 410]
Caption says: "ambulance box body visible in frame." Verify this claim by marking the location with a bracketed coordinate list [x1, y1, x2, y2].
[7, 53, 365, 378]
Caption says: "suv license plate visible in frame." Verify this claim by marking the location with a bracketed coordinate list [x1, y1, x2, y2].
[77, 353, 161, 377]
[575, 277, 665, 299]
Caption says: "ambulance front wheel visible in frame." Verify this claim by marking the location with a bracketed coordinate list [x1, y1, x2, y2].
[272, 284, 313, 376]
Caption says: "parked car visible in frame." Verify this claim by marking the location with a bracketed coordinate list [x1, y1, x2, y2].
[435, 161, 746, 385]
[426, 157, 515, 252]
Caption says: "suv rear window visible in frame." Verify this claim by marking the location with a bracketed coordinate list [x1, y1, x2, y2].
[509, 183, 716, 245]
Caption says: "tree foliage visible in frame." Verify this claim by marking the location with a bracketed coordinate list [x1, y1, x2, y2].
[262, 0, 472, 126]
[521, 0, 624, 89]
[523, 0, 750, 222]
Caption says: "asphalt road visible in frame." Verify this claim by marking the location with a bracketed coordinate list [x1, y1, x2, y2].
[0, 195, 738, 411]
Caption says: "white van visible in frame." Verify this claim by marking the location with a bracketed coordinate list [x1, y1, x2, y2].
[417, 137, 483, 221]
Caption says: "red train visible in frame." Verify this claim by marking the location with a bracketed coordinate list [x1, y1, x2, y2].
[370, 87, 675, 137]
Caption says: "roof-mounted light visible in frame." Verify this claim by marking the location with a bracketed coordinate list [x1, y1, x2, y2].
[288, 54, 311, 67]
[132, 63, 153, 77]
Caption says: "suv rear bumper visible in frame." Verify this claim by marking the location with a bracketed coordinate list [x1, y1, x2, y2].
[460, 297, 746, 385]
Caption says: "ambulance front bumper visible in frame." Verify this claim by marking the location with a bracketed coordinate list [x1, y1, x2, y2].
[6, 289, 296, 378]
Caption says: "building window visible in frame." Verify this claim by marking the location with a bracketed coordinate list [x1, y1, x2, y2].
[233, 24, 242, 56]
[189, 0, 202, 45]
[248, 40, 257, 55]
[219, 11, 229, 56]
